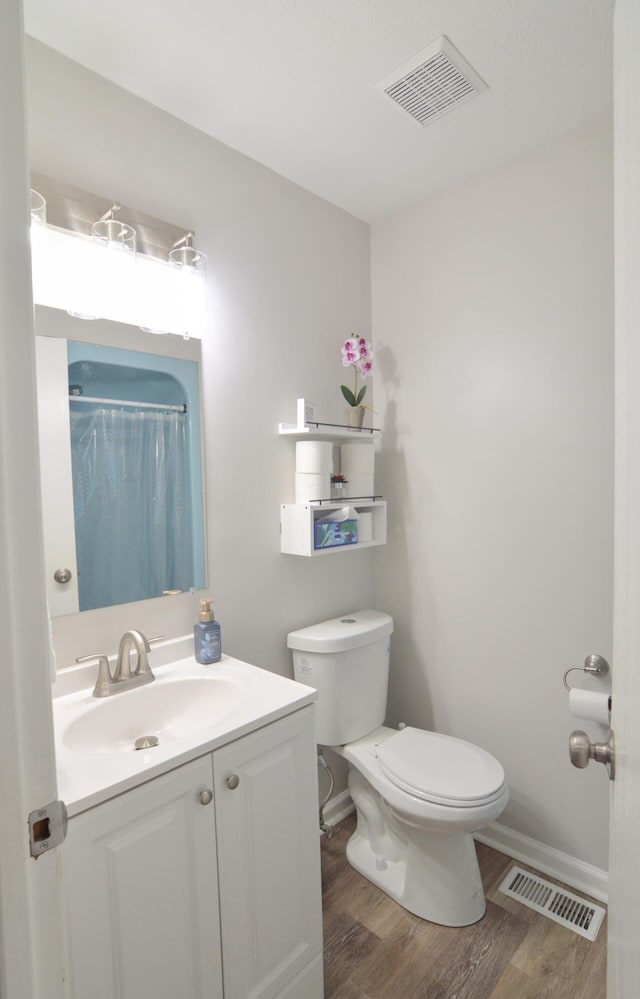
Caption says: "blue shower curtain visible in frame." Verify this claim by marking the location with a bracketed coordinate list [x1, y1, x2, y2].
[70, 403, 194, 611]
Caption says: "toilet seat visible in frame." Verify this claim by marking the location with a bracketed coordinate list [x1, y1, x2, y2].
[375, 727, 506, 808]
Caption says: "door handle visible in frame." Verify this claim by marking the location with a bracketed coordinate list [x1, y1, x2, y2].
[569, 729, 615, 781]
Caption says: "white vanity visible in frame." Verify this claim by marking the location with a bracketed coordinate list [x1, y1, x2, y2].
[53, 639, 324, 999]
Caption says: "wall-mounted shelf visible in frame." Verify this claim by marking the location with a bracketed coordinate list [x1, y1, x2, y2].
[278, 421, 380, 442]
[281, 500, 387, 557]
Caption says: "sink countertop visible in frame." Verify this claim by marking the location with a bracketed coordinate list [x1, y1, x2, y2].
[53, 650, 317, 817]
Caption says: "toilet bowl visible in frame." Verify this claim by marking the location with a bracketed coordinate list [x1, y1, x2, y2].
[337, 725, 507, 925]
[287, 610, 508, 927]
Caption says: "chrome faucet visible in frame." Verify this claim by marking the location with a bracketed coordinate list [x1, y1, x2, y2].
[77, 631, 164, 698]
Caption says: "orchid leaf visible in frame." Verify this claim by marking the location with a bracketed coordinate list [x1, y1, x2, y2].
[341, 385, 357, 406]
[355, 386, 366, 406]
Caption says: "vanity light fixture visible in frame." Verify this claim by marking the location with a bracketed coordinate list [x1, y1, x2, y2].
[169, 231, 206, 273]
[31, 203, 206, 338]
[91, 203, 137, 254]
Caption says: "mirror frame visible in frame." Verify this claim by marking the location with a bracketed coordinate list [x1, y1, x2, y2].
[34, 305, 208, 617]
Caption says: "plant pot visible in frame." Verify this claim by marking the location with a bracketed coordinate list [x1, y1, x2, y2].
[345, 406, 365, 430]
[331, 481, 346, 500]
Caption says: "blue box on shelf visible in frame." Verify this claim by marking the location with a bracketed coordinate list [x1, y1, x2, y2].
[313, 518, 358, 550]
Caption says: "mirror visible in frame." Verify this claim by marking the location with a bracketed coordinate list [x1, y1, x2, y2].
[34, 306, 207, 616]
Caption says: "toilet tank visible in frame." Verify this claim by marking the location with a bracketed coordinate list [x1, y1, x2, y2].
[287, 610, 393, 746]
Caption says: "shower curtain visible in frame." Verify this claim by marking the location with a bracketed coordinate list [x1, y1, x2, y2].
[70, 403, 194, 611]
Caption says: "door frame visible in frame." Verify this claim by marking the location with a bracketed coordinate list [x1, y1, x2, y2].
[608, 0, 640, 993]
[0, 1, 67, 995]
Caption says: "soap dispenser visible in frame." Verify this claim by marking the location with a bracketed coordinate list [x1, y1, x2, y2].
[194, 598, 222, 664]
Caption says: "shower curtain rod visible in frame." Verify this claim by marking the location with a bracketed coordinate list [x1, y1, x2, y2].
[69, 395, 187, 414]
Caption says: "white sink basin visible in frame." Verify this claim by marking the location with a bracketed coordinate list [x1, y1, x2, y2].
[62, 676, 243, 756]
[52, 647, 318, 817]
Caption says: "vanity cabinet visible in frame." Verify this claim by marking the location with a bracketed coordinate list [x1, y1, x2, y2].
[62, 706, 323, 999]
[213, 707, 324, 998]
[63, 754, 223, 999]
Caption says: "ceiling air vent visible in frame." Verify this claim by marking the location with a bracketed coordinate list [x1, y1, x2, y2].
[375, 36, 487, 127]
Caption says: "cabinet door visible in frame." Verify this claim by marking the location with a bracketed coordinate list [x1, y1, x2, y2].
[213, 706, 323, 999]
[63, 756, 223, 999]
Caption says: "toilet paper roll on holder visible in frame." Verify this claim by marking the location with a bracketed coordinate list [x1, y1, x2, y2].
[563, 654, 610, 691]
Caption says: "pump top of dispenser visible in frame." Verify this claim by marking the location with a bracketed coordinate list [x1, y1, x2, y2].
[199, 598, 214, 622]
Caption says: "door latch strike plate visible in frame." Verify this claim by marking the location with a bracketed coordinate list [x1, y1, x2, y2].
[28, 799, 68, 858]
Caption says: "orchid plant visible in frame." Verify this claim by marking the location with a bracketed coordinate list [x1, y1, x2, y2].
[340, 336, 373, 408]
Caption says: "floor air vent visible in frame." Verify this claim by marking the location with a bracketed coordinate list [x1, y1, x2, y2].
[375, 36, 487, 127]
[498, 866, 605, 942]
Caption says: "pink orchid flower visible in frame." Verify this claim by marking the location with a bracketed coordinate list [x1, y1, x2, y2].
[343, 336, 360, 352]
[340, 334, 374, 409]
[342, 348, 360, 366]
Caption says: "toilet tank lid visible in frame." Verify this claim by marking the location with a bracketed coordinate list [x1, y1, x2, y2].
[287, 610, 393, 653]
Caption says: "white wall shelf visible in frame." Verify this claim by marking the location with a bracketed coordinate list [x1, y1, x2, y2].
[281, 500, 387, 557]
[278, 421, 380, 442]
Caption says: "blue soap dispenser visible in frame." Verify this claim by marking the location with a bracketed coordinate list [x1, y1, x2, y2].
[194, 598, 222, 664]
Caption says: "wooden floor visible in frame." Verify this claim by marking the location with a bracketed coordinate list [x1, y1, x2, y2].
[321, 816, 607, 999]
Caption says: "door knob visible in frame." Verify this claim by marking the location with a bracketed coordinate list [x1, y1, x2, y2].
[199, 789, 213, 805]
[569, 729, 615, 781]
[53, 568, 72, 584]
[226, 775, 240, 790]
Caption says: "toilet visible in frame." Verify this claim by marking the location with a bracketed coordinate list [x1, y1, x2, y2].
[287, 609, 508, 927]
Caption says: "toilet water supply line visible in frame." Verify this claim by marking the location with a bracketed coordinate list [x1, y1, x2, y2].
[317, 748, 334, 837]
[316, 725, 406, 837]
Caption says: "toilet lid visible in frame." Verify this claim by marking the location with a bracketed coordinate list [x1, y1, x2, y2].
[375, 727, 506, 807]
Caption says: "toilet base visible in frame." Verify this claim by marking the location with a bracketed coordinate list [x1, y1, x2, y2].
[346, 768, 486, 926]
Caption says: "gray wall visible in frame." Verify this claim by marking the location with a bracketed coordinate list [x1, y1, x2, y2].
[26, 38, 374, 675]
[371, 118, 614, 870]
[28, 39, 614, 870]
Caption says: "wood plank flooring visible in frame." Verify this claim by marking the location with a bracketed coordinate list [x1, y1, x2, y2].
[321, 816, 607, 999]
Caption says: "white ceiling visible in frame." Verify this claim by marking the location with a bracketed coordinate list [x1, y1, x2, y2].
[23, 0, 614, 222]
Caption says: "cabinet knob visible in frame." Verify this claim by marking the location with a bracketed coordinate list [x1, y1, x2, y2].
[199, 789, 213, 805]
[226, 775, 240, 790]
[54, 568, 72, 584]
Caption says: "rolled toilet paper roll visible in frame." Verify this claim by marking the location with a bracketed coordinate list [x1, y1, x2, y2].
[569, 688, 611, 725]
[340, 442, 375, 475]
[344, 472, 374, 498]
[296, 441, 333, 473]
[295, 472, 330, 503]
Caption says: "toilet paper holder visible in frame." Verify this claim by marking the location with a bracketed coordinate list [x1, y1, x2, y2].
[563, 654, 610, 691]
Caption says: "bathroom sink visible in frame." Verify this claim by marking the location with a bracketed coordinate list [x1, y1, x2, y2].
[61, 676, 243, 756]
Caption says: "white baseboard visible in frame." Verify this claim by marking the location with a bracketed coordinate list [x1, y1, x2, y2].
[475, 821, 609, 904]
[323, 789, 355, 829]
[325, 792, 609, 904]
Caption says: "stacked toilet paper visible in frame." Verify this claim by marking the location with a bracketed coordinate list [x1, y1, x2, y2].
[340, 442, 375, 499]
[295, 441, 332, 503]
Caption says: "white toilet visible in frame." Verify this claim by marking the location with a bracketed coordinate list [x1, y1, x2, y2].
[287, 609, 508, 927]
